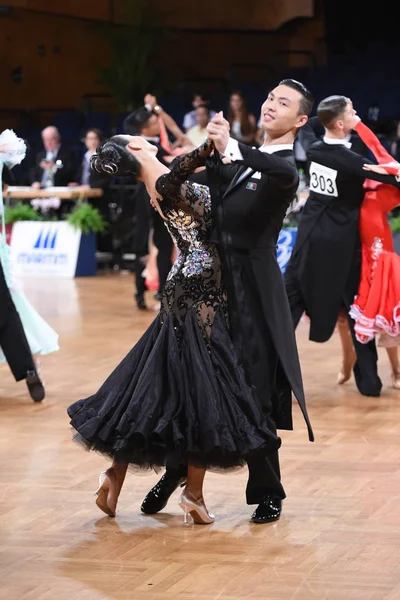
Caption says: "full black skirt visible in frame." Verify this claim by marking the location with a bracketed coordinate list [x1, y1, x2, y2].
[67, 307, 281, 471]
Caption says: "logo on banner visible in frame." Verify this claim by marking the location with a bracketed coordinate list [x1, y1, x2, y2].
[33, 229, 58, 250]
[10, 221, 82, 278]
[16, 225, 69, 268]
[277, 228, 297, 274]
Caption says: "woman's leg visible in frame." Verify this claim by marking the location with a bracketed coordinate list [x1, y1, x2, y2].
[179, 464, 214, 524]
[185, 465, 206, 500]
[386, 346, 400, 389]
[95, 460, 128, 517]
[337, 316, 357, 384]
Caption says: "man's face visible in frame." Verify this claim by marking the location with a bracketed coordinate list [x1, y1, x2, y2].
[192, 95, 204, 109]
[85, 131, 100, 151]
[196, 107, 209, 129]
[340, 100, 357, 134]
[142, 114, 160, 137]
[42, 129, 60, 152]
[260, 84, 306, 136]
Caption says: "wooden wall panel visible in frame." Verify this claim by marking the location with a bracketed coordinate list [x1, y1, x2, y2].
[5, 0, 314, 29]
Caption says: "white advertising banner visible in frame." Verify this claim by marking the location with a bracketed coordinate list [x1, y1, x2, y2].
[10, 221, 82, 278]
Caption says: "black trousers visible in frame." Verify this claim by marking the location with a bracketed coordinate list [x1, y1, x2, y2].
[0, 264, 35, 382]
[232, 249, 286, 503]
[284, 263, 382, 397]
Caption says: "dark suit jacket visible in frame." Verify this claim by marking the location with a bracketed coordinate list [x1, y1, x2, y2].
[32, 145, 76, 186]
[289, 117, 400, 343]
[75, 155, 110, 189]
[201, 142, 313, 441]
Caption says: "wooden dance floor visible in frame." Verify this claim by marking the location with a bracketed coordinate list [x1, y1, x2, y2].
[2, 274, 400, 600]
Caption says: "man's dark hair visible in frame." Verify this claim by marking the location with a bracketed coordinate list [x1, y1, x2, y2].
[317, 95, 349, 129]
[123, 108, 154, 135]
[279, 78, 314, 116]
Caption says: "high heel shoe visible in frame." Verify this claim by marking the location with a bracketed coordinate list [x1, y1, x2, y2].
[179, 491, 215, 525]
[392, 372, 400, 390]
[94, 468, 119, 517]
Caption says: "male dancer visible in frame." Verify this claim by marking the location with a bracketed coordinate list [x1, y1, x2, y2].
[284, 96, 400, 397]
[1, 166, 44, 401]
[141, 79, 314, 524]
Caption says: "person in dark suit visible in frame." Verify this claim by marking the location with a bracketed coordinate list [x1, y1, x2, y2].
[123, 108, 174, 308]
[71, 129, 107, 188]
[140, 79, 315, 524]
[0, 166, 44, 402]
[69, 128, 112, 252]
[31, 126, 76, 189]
[284, 96, 400, 397]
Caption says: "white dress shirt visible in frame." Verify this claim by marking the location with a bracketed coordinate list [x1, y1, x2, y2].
[223, 137, 294, 184]
[322, 136, 352, 149]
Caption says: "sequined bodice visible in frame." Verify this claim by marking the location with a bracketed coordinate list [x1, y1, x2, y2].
[163, 183, 214, 278]
[154, 143, 228, 339]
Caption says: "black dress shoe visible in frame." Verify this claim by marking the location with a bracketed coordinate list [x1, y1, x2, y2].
[26, 370, 45, 403]
[134, 293, 147, 310]
[251, 496, 282, 524]
[141, 470, 187, 514]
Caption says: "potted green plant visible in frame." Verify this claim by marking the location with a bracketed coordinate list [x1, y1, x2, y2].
[4, 202, 42, 224]
[390, 214, 400, 255]
[67, 202, 107, 276]
[93, 0, 160, 110]
[3, 202, 42, 243]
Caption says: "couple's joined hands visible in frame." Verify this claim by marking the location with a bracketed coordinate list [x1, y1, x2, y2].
[206, 111, 230, 154]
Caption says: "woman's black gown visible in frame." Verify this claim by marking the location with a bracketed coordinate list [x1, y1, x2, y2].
[67, 143, 281, 470]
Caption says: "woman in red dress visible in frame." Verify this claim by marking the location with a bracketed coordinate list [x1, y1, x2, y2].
[337, 118, 400, 388]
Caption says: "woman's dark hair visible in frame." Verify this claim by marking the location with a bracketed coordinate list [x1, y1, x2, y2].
[227, 90, 255, 138]
[317, 95, 348, 128]
[279, 79, 314, 116]
[90, 135, 140, 176]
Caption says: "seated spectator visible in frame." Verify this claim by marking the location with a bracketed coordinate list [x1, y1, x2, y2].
[183, 93, 216, 131]
[186, 105, 210, 146]
[228, 91, 257, 145]
[31, 126, 76, 189]
[69, 128, 107, 188]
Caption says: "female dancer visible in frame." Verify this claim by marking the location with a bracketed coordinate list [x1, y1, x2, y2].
[0, 130, 59, 387]
[337, 118, 400, 388]
[67, 136, 280, 524]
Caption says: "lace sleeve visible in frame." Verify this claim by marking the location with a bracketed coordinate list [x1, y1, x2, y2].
[155, 140, 213, 213]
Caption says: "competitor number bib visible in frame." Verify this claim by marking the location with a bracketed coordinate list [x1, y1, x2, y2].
[309, 161, 338, 197]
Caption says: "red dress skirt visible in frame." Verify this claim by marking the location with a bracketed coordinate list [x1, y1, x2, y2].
[349, 122, 400, 344]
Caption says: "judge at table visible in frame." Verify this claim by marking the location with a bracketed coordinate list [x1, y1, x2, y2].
[31, 126, 76, 189]
[69, 129, 109, 190]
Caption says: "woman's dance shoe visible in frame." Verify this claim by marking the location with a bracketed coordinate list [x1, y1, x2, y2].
[391, 372, 400, 390]
[179, 491, 215, 524]
[94, 468, 120, 517]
